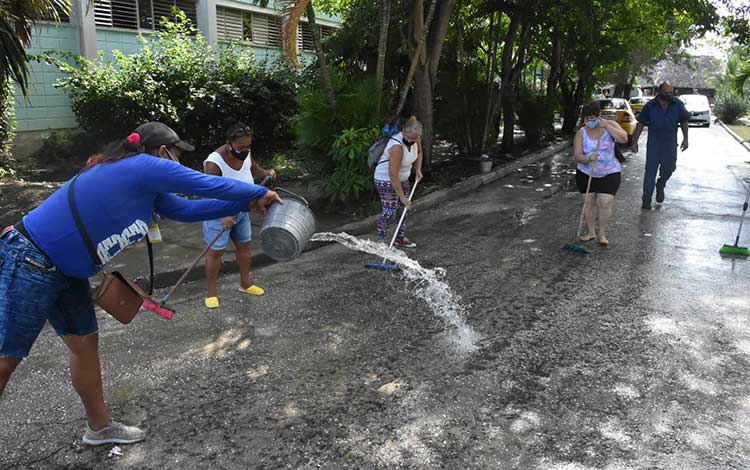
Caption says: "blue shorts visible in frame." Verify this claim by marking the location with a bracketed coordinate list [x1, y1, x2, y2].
[203, 212, 252, 251]
[0, 228, 98, 358]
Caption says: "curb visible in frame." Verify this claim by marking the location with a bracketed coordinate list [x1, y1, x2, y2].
[717, 119, 750, 153]
[140, 139, 571, 289]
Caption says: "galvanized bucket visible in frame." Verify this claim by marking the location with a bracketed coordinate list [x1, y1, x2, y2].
[259, 188, 316, 261]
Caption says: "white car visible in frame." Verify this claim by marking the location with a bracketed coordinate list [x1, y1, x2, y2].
[679, 94, 711, 127]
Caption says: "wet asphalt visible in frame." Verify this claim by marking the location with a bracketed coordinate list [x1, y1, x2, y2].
[2, 124, 750, 469]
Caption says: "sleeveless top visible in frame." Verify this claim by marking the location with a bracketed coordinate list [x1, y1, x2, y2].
[374, 132, 419, 183]
[203, 151, 254, 184]
[577, 128, 621, 177]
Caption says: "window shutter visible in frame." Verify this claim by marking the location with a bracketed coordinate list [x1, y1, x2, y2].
[216, 7, 243, 42]
[251, 14, 282, 48]
[152, 0, 197, 29]
[94, 0, 139, 29]
[299, 22, 314, 52]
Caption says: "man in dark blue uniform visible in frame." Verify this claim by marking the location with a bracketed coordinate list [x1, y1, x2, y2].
[630, 82, 690, 210]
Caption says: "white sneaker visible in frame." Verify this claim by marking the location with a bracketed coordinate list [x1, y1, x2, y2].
[82, 420, 146, 446]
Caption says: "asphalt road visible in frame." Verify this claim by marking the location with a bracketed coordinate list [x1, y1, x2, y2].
[2, 124, 750, 469]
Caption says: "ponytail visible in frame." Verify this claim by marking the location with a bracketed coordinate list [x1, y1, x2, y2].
[82, 132, 143, 171]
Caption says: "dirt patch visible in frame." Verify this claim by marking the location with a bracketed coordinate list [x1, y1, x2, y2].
[0, 181, 62, 227]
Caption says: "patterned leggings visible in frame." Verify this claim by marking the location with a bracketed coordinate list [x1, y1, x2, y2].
[375, 179, 410, 242]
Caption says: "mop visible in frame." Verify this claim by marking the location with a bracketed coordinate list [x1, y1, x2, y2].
[720, 180, 750, 256]
[366, 180, 419, 271]
[562, 160, 597, 254]
[142, 175, 274, 318]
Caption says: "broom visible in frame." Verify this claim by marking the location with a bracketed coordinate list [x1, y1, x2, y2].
[720, 181, 750, 256]
[366, 180, 419, 271]
[562, 159, 597, 254]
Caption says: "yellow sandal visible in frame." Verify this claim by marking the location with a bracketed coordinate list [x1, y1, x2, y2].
[239, 285, 264, 296]
[204, 296, 220, 309]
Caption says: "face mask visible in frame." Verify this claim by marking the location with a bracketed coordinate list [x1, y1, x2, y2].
[659, 94, 674, 102]
[164, 147, 179, 163]
[229, 145, 250, 161]
[402, 138, 415, 148]
[584, 119, 599, 129]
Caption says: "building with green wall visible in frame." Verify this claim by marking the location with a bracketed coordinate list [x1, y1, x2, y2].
[13, 0, 339, 141]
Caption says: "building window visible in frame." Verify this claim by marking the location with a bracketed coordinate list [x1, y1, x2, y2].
[216, 7, 282, 48]
[94, 0, 196, 30]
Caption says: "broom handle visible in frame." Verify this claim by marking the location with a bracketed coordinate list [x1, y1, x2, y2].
[158, 177, 274, 304]
[576, 159, 597, 238]
[161, 226, 228, 304]
[735, 182, 750, 246]
[383, 180, 419, 263]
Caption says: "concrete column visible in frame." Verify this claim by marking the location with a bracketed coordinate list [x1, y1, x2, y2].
[72, 0, 97, 59]
[196, 0, 218, 46]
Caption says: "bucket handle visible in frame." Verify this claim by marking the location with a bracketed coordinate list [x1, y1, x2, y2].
[275, 187, 310, 207]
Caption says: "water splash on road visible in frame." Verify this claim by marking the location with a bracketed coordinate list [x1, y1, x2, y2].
[311, 232, 479, 353]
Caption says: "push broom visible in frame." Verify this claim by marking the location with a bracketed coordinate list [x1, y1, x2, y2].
[366, 180, 419, 271]
[720, 181, 750, 257]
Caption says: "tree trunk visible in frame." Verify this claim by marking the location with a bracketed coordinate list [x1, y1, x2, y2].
[499, 11, 521, 152]
[413, 0, 453, 168]
[455, 13, 474, 155]
[375, 0, 391, 102]
[480, 12, 500, 153]
[305, 3, 336, 106]
[546, 29, 562, 99]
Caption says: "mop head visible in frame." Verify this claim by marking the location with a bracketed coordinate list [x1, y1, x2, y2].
[142, 300, 175, 320]
[365, 262, 400, 271]
[719, 244, 750, 256]
[561, 243, 592, 254]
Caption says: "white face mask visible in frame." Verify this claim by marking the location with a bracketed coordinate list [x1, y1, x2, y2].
[164, 147, 179, 163]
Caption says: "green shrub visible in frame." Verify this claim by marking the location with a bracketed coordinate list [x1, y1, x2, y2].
[516, 88, 555, 147]
[715, 89, 749, 124]
[323, 127, 377, 203]
[42, 11, 298, 148]
[0, 79, 16, 179]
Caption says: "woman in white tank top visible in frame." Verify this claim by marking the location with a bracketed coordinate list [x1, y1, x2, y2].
[373, 116, 424, 248]
[202, 122, 276, 309]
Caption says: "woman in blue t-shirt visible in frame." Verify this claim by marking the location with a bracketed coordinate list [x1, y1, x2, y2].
[0, 122, 281, 446]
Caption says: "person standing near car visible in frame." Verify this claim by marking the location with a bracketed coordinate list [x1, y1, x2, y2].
[630, 81, 690, 210]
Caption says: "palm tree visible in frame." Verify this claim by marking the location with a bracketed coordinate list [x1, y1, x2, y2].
[732, 60, 750, 95]
[278, 0, 336, 106]
[0, 0, 71, 95]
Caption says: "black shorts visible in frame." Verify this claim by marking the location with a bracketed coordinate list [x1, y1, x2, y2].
[575, 170, 621, 195]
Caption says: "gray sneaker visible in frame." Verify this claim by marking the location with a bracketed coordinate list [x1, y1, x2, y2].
[82, 420, 146, 446]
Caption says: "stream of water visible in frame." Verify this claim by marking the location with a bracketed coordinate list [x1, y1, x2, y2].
[310, 232, 479, 353]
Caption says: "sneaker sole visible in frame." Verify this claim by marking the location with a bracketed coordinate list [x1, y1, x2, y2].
[82, 435, 146, 446]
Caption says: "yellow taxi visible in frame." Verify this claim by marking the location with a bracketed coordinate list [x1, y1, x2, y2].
[580, 98, 637, 144]
[628, 96, 652, 117]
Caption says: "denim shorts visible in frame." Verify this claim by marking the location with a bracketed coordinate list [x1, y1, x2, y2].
[203, 212, 252, 251]
[0, 228, 98, 358]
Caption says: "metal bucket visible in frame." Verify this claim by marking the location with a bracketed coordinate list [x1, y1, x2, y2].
[259, 188, 316, 261]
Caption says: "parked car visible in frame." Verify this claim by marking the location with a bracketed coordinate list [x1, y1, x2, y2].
[629, 96, 652, 116]
[679, 94, 711, 127]
[580, 98, 637, 144]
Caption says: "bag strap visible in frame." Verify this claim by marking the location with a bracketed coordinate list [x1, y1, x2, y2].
[67, 175, 102, 266]
[67, 174, 155, 293]
[375, 137, 401, 167]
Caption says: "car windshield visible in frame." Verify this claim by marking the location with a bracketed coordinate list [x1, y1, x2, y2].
[597, 99, 627, 110]
[630, 98, 645, 104]
[679, 95, 709, 109]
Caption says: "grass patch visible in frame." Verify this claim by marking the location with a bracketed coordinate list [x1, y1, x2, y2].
[728, 124, 750, 142]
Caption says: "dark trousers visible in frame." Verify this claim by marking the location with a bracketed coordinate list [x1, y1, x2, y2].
[642, 149, 677, 203]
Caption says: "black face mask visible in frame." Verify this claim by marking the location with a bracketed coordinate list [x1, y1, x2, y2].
[229, 145, 250, 161]
[402, 138, 415, 148]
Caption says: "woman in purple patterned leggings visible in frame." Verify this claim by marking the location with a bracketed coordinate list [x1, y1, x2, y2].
[373, 116, 424, 248]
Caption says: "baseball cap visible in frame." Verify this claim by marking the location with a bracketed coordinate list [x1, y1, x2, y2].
[134, 122, 195, 152]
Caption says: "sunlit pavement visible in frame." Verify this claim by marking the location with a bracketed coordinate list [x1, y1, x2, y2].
[2, 124, 750, 469]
